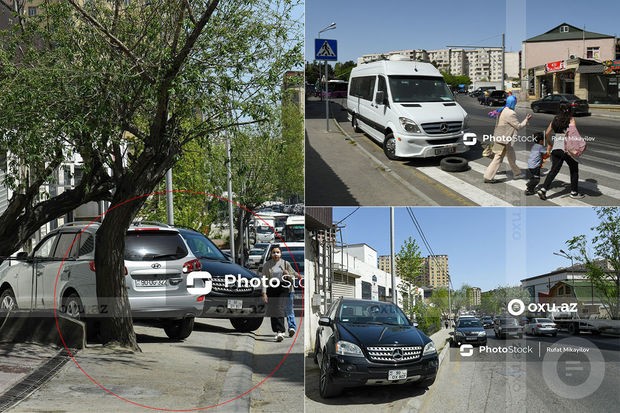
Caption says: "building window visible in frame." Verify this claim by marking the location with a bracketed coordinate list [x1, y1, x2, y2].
[560, 25, 569, 33]
[28, 6, 37, 16]
[587, 47, 600, 60]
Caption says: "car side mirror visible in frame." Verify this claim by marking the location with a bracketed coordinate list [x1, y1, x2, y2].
[449, 331, 454, 336]
[412, 322, 419, 328]
[16, 251, 28, 259]
[375, 91, 385, 105]
[318, 316, 332, 327]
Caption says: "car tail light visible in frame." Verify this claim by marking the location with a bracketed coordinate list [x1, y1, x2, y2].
[570, 102, 577, 106]
[196, 295, 205, 302]
[183, 259, 202, 273]
[536, 324, 542, 328]
[89, 261, 128, 274]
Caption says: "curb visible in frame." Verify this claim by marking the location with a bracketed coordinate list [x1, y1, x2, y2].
[216, 330, 257, 412]
[328, 105, 440, 206]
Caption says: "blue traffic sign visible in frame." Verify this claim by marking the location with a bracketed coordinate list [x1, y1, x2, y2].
[315, 39, 337, 61]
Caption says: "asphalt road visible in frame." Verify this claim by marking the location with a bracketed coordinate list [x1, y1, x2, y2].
[303, 327, 620, 413]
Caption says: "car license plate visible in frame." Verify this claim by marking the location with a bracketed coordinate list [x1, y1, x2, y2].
[227, 299, 242, 310]
[388, 370, 407, 381]
[435, 146, 456, 156]
[466, 337, 477, 341]
[135, 279, 166, 287]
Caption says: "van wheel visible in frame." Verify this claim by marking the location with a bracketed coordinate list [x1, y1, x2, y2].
[440, 156, 469, 172]
[352, 115, 362, 133]
[383, 133, 399, 160]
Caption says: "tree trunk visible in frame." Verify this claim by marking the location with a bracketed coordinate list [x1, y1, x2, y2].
[95, 195, 144, 351]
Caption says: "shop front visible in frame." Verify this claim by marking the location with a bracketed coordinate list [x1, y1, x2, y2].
[531, 58, 619, 104]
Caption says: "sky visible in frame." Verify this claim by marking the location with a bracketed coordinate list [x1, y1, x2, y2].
[331, 207, 602, 292]
[305, 0, 620, 63]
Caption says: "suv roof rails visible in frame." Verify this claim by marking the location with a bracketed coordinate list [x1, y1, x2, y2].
[58, 221, 101, 228]
[132, 220, 172, 228]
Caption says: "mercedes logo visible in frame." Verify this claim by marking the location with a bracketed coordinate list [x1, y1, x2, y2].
[439, 123, 449, 133]
[151, 263, 162, 269]
[392, 349, 403, 360]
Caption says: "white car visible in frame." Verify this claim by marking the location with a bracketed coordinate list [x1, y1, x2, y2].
[525, 318, 558, 336]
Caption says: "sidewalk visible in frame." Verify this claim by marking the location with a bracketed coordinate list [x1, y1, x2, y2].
[305, 100, 410, 206]
[0, 319, 304, 412]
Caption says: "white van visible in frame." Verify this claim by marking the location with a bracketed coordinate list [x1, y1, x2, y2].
[347, 55, 469, 160]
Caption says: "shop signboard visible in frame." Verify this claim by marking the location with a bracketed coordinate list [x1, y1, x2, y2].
[545, 60, 565, 73]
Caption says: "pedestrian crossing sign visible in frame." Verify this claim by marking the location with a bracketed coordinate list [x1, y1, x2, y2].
[315, 39, 337, 61]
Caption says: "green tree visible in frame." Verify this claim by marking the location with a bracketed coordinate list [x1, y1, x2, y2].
[412, 300, 441, 336]
[396, 237, 424, 317]
[429, 287, 450, 318]
[0, 0, 301, 349]
[334, 60, 356, 81]
[566, 207, 620, 319]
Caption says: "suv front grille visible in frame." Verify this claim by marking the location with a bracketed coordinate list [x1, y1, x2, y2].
[421, 121, 462, 135]
[366, 346, 423, 363]
[211, 278, 254, 295]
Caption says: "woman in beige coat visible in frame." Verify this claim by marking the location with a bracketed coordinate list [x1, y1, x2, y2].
[260, 245, 298, 342]
[483, 95, 532, 183]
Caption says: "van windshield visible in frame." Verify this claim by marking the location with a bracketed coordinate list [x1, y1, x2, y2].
[388, 76, 454, 103]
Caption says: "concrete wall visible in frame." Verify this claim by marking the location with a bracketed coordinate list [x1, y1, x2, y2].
[524, 38, 616, 69]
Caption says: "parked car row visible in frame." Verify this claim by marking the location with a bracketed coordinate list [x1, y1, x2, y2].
[0, 222, 267, 340]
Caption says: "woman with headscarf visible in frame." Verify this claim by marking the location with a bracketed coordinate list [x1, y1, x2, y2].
[483, 95, 532, 183]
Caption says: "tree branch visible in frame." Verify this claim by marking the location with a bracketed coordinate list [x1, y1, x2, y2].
[66, 0, 154, 83]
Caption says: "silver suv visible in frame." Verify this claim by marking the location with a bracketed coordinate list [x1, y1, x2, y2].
[0, 222, 205, 340]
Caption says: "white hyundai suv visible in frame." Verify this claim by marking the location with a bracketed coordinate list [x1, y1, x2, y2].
[0, 222, 206, 340]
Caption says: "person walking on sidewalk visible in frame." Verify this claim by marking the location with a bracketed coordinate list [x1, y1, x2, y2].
[524, 132, 550, 195]
[285, 265, 302, 337]
[261, 245, 298, 342]
[536, 103, 584, 200]
[483, 95, 531, 183]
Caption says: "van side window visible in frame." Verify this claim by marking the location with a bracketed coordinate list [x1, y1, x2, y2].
[350, 76, 376, 101]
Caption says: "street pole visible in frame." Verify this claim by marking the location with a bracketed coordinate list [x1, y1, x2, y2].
[318, 22, 336, 133]
[390, 207, 397, 305]
[226, 137, 235, 263]
[502, 33, 505, 89]
[325, 61, 329, 132]
[165, 169, 174, 225]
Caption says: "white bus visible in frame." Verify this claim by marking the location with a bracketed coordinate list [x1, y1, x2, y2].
[283, 215, 304, 242]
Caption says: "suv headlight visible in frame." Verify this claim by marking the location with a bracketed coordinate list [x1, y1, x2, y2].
[335, 340, 364, 357]
[399, 117, 421, 133]
[478, 331, 487, 337]
[423, 341, 437, 356]
[455, 331, 465, 337]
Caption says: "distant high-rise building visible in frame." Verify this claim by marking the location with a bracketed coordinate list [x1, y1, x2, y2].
[378, 255, 398, 277]
[422, 255, 449, 289]
[467, 287, 482, 306]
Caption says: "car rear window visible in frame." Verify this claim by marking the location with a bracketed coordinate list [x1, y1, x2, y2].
[124, 231, 188, 261]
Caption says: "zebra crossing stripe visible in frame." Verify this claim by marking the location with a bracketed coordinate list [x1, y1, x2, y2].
[466, 162, 590, 206]
[416, 167, 512, 206]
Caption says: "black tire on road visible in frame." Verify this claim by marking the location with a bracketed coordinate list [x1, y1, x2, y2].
[62, 293, 84, 320]
[418, 375, 436, 388]
[229, 317, 263, 332]
[0, 289, 17, 311]
[164, 317, 195, 340]
[383, 133, 399, 160]
[567, 323, 579, 335]
[440, 156, 469, 172]
[319, 350, 342, 398]
[532, 105, 540, 113]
